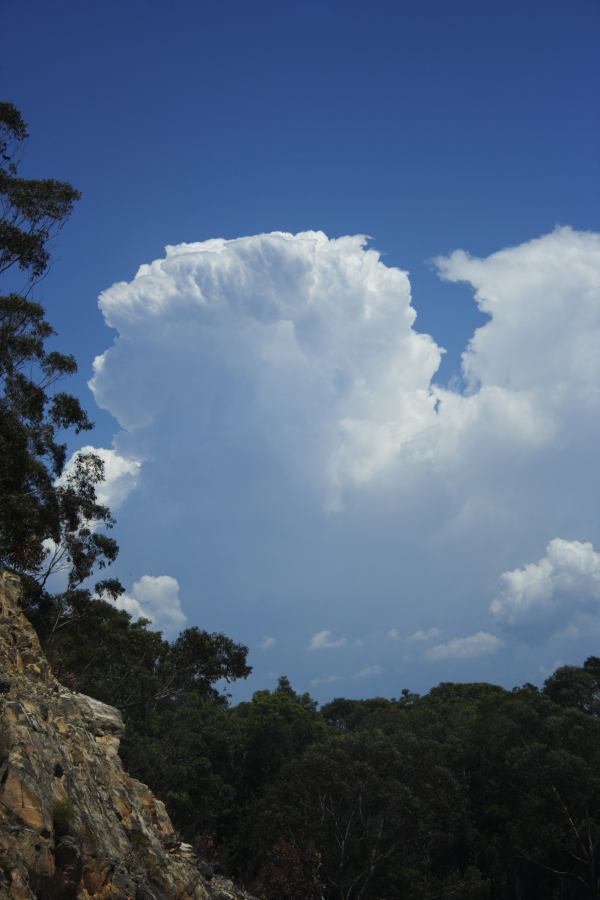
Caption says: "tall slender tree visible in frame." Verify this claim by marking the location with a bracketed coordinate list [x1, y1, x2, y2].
[0, 102, 119, 591]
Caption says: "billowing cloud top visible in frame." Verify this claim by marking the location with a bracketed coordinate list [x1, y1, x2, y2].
[92, 231, 442, 507]
[437, 228, 600, 395]
[491, 538, 600, 639]
[92, 228, 600, 504]
[88, 227, 600, 696]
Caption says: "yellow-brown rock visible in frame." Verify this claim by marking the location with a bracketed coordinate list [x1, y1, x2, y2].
[0, 572, 257, 900]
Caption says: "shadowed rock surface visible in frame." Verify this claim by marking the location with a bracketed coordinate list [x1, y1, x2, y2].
[0, 571, 257, 899]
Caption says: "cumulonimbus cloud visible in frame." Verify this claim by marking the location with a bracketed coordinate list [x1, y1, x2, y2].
[90, 227, 600, 508]
[83, 226, 600, 691]
[91, 231, 442, 508]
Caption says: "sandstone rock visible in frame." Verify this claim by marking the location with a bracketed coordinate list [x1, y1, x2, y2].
[0, 571, 258, 900]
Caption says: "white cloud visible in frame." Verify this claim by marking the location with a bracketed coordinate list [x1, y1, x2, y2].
[115, 574, 186, 637]
[354, 664, 383, 678]
[86, 227, 600, 694]
[90, 228, 600, 522]
[112, 592, 146, 619]
[90, 229, 600, 515]
[387, 627, 442, 643]
[63, 446, 140, 512]
[409, 627, 442, 642]
[308, 630, 347, 651]
[42, 447, 141, 585]
[91, 231, 442, 508]
[435, 228, 600, 397]
[426, 632, 502, 661]
[259, 635, 277, 650]
[310, 674, 341, 687]
[490, 538, 600, 639]
[426, 228, 600, 490]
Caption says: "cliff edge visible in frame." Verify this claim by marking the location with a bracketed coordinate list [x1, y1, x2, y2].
[0, 571, 256, 900]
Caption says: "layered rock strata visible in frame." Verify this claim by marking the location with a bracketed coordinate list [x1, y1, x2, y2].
[0, 571, 255, 899]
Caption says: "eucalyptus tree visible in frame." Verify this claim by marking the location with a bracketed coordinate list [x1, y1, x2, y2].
[0, 101, 119, 593]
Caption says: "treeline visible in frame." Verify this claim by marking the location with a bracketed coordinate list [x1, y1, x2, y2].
[2, 100, 600, 899]
[28, 596, 600, 900]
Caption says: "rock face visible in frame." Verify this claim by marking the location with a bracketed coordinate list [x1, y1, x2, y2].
[0, 571, 256, 900]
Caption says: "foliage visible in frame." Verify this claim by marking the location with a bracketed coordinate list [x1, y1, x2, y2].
[52, 799, 74, 834]
[253, 729, 466, 900]
[0, 102, 117, 591]
[544, 660, 600, 715]
[0, 102, 80, 281]
[27, 589, 250, 712]
[79, 656, 595, 899]
[135, 662, 600, 900]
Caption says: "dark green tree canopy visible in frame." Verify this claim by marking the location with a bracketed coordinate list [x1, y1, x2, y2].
[0, 102, 80, 282]
[0, 102, 116, 589]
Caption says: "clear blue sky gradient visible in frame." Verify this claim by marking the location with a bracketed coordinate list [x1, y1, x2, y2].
[2, 0, 599, 697]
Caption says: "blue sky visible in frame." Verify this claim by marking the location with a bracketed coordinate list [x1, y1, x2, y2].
[2, 0, 600, 700]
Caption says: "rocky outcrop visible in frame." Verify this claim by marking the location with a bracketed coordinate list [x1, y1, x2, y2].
[0, 571, 256, 899]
